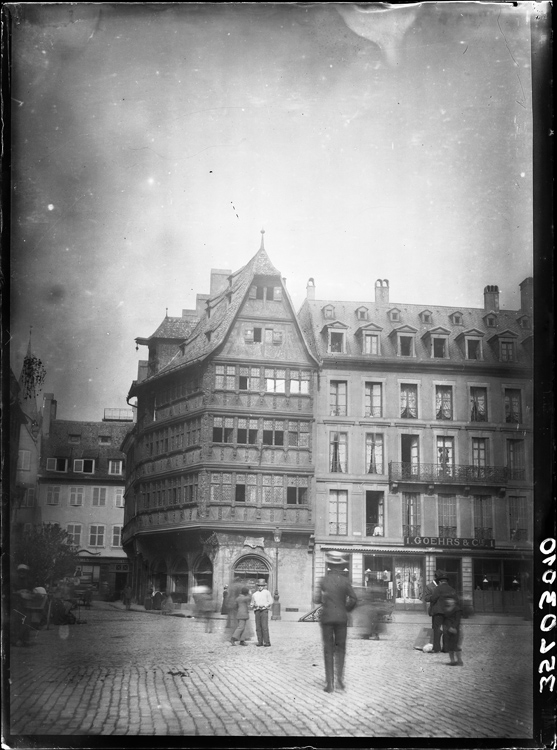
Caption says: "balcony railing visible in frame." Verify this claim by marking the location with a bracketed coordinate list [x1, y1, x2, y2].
[438, 525, 457, 537]
[389, 462, 511, 485]
[474, 527, 493, 539]
[402, 524, 421, 536]
[365, 523, 383, 537]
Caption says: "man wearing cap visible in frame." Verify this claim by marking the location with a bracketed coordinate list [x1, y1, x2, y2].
[250, 579, 273, 647]
[423, 569, 444, 652]
[315, 552, 358, 692]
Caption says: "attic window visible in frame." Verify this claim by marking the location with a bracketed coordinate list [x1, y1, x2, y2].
[356, 308, 368, 321]
[389, 309, 400, 322]
[205, 331, 212, 342]
[451, 313, 463, 325]
[432, 336, 449, 359]
[486, 316, 496, 327]
[99, 436, 111, 445]
[68, 434, 81, 444]
[328, 330, 345, 354]
[518, 317, 530, 329]
[323, 306, 335, 319]
[420, 311, 432, 324]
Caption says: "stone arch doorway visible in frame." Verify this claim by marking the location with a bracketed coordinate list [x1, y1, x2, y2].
[232, 554, 271, 591]
[171, 557, 189, 604]
[193, 555, 213, 589]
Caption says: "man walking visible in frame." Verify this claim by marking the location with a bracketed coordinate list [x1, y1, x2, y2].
[315, 552, 358, 693]
[250, 578, 273, 647]
[424, 568, 444, 652]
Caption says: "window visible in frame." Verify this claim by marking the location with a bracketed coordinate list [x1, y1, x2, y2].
[287, 421, 310, 447]
[112, 526, 122, 547]
[239, 367, 260, 391]
[265, 368, 286, 393]
[330, 432, 347, 473]
[233, 474, 257, 503]
[287, 476, 309, 505]
[402, 492, 421, 536]
[471, 438, 488, 477]
[67, 524, 82, 546]
[235, 482, 246, 502]
[398, 335, 414, 357]
[435, 386, 453, 420]
[250, 285, 281, 301]
[328, 330, 345, 353]
[264, 328, 274, 344]
[47, 486, 60, 505]
[451, 313, 463, 325]
[68, 434, 81, 444]
[470, 387, 488, 421]
[363, 333, 379, 355]
[262, 420, 284, 446]
[436, 436, 454, 476]
[17, 450, 31, 471]
[323, 305, 335, 319]
[262, 475, 285, 504]
[420, 311, 432, 324]
[432, 337, 448, 358]
[504, 389, 522, 423]
[22, 488, 35, 507]
[400, 384, 418, 418]
[92, 488, 107, 506]
[70, 487, 84, 506]
[46, 457, 68, 472]
[401, 435, 420, 476]
[500, 340, 515, 362]
[215, 365, 236, 390]
[115, 488, 124, 508]
[364, 382, 382, 417]
[509, 496, 528, 541]
[329, 490, 348, 535]
[365, 491, 384, 536]
[108, 460, 123, 475]
[389, 309, 400, 322]
[365, 433, 384, 474]
[89, 525, 105, 547]
[289, 370, 310, 395]
[237, 418, 259, 445]
[253, 328, 262, 343]
[507, 440, 525, 480]
[466, 339, 482, 360]
[473, 496, 493, 539]
[99, 435, 111, 445]
[330, 380, 347, 416]
[74, 459, 95, 474]
[438, 495, 457, 537]
[486, 316, 496, 328]
[210, 473, 233, 503]
[213, 417, 234, 443]
[518, 316, 530, 330]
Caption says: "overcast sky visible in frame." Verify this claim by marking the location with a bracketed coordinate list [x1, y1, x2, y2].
[10, 2, 535, 421]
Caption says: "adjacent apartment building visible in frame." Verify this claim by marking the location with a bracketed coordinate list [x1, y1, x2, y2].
[298, 276, 533, 613]
[122, 237, 533, 615]
[14, 391, 134, 599]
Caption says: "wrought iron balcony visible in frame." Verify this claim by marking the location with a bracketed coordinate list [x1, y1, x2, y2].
[474, 527, 493, 539]
[389, 462, 510, 486]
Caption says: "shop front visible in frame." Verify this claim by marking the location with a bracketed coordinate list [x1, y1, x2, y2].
[363, 554, 425, 611]
[472, 556, 532, 614]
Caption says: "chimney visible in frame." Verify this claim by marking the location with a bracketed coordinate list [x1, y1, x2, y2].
[210, 268, 232, 296]
[181, 308, 197, 320]
[196, 293, 210, 317]
[42, 393, 57, 437]
[519, 277, 533, 314]
[306, 278, 315, 301]
[483, 285, 500, 312]
[375, 279, 389, 304]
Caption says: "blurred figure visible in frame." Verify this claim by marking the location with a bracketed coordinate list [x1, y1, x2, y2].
[315, 552, 358, 693]
[361, 580, 389, 640]
[161, 591, 174, 615]
[221, 585, 229, 615]
[122, 584, 132, 610]
[423, 569, 444, 652]
[230, 587, 252, 646]
[193, 585, 215, 632]
[427, 572, 463, 666]
[11, 564, 33, 646]
[224, 577, 243, 636]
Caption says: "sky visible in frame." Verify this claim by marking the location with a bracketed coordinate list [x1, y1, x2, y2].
[9, 2, 536, 421]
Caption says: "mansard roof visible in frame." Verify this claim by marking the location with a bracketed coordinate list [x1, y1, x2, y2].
[298, 296, 532, 365]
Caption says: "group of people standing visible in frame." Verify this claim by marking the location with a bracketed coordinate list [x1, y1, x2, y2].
[224, 578, 274, 647]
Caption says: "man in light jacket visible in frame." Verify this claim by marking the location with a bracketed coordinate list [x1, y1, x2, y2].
[250, 578, 273, 647]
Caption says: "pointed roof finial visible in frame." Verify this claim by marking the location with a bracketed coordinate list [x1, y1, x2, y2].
[260, 228, 265, 251]
[165, 308, 168, 318]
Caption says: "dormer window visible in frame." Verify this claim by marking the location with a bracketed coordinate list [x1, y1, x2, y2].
[68, 434, 81, 444]
[420, 310, 433, 324]
[518, 315, 530, 330]
[356, 307, 369, 321]
[455, 328, 484, 360]
[486, 315, 496, 328]
[205, 331, 212, 342]
[363, 333, 379, 355]
[390, 325, 417, 357]
[329, 330, 345, 353]
[466, 339, 482, 360]
[323, 305, 335, 319]
[46, 458, 68, 473]
[249, 285, 282, 301]
[487, 329, 519, 363]
[422, 326, 451, 359]
[389, 308, 401, 322]
[74, 459, 95, 474]
[450, 312, 463, 326]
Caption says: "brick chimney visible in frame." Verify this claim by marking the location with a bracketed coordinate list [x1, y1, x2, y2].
[306, 278, 315, 301]
[483, 285, 500, 311]
[210, 269, 232, 296]
[375, 279, 389, 304]
[42, 393, 57, 437]
[519, 277, 533, 314]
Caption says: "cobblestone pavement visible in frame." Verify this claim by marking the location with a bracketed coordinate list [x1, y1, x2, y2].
[7, 602, 533, 740]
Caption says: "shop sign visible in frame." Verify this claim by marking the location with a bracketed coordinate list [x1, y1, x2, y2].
[404, 536, 495, 549]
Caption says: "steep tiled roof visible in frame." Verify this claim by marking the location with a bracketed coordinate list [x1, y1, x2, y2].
[42, 420, 134, 479]
[298, 298, 532, 365]
[150, 316, 198, 340]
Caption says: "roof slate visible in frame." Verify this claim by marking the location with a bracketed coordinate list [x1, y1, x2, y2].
[298, 298, 532, 365]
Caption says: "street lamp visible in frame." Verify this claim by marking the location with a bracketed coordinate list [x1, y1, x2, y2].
[271, 527, 282, 620]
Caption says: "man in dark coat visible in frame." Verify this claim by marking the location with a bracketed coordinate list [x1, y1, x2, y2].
[315, 551, 358, 693]
[424, 568, 444, 652]
[427, 571, 458, 655]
